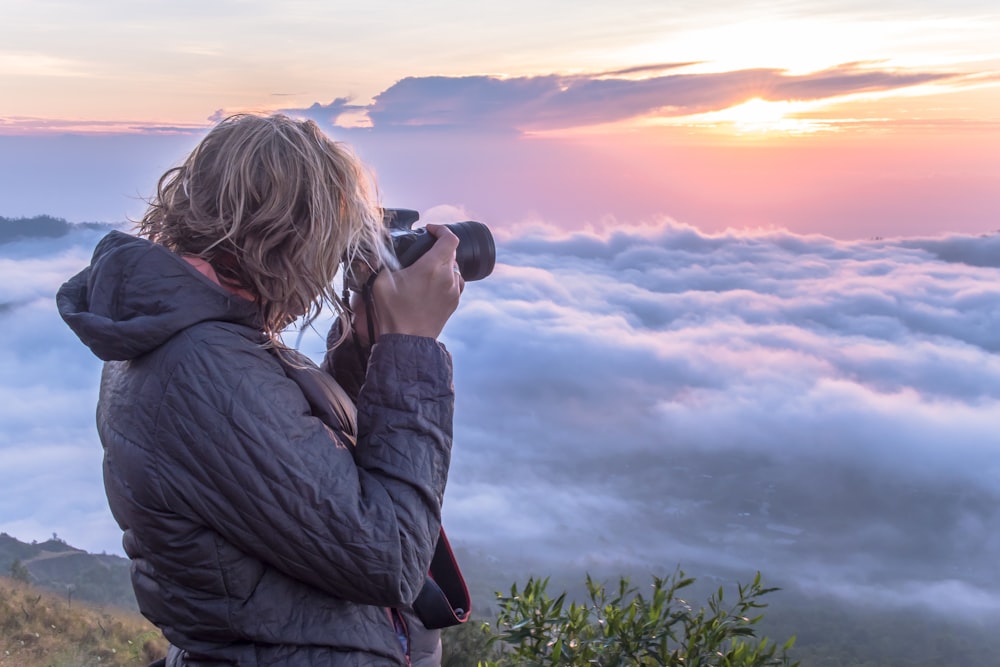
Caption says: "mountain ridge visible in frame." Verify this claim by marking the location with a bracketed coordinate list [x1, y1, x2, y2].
[1, 532, 137, 611]
[0, 214, 116, 244]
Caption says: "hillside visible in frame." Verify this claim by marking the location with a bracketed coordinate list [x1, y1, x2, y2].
[0, 575, 166, 667]
[0, 533, 137, 612]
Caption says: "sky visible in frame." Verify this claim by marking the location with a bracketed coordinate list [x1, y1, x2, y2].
[1, 0, 999, 627]
[1, 0, 999, 237]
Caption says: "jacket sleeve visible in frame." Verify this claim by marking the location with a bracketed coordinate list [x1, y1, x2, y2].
[149, 327, 453, 607]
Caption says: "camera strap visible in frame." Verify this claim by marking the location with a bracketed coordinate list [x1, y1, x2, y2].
[413, 527, 471, 628]
[362, 269, 379, 359]
[342, 269, 381, 370]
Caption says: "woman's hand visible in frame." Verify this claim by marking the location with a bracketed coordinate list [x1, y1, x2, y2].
[364, 224, 465, 341]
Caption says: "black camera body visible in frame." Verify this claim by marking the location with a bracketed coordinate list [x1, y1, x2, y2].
[384, 208, 495, 282]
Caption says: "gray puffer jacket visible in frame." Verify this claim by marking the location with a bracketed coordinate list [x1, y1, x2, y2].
[57, 231, 454, 666]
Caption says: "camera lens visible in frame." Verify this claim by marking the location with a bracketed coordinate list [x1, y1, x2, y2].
[389, 213, 496, 282]
[448, 221, 495, 282]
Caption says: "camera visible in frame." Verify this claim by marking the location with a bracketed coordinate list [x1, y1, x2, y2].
[384, 208, 495, 282]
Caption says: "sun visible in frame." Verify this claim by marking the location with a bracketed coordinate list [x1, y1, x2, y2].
[722, 98, 790, 129]
[679, 97, 829, 135]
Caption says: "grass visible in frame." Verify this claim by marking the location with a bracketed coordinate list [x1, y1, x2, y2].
[0, 576, 167, 667]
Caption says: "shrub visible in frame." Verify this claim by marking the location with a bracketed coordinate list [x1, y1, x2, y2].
[476, 570, 798, 667]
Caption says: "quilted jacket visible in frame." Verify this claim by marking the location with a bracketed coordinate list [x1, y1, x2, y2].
[57, 231, 454, 666]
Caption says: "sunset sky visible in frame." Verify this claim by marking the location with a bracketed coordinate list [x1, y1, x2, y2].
[2, 0, 998, 237]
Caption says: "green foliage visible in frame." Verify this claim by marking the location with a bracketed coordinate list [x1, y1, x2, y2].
[8, 559, 30, 584]
[442, 621, 503, 667]
[477, 570, 797, 667]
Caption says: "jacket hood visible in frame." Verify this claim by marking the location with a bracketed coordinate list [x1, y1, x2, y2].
[57, 231, 262, 361]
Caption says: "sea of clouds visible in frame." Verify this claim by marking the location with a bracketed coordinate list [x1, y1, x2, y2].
[1, 217, 997, 617]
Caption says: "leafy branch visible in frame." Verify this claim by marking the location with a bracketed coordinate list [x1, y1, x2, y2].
[480, 570, 798, 667]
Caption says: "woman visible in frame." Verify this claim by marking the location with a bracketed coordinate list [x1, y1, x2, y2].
[57, 114, 463, 666]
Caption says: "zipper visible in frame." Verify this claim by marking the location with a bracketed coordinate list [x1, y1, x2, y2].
[386, 607, 411, 666]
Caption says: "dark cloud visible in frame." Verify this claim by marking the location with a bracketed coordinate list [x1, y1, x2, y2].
[297, 63, 959, 132]
[4, 221, 999, 618]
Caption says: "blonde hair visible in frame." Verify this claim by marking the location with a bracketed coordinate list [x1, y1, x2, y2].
[137, 113, 387, 343]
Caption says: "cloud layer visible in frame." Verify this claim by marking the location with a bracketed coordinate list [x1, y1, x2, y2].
[2, 220, 998, 618]
[435, 221, 999, 614]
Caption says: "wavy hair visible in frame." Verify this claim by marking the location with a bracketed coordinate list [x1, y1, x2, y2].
[137, 113, 388, 344]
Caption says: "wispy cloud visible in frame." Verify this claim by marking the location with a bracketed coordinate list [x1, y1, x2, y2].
[0, 51, 91, 78]
[0, 116, 208, 136]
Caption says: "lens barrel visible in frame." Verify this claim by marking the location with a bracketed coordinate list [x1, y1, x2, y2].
[393, 220, 495, 281]
[448, 221, 495, 281]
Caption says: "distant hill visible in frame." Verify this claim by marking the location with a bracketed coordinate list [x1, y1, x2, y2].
[4, 529, 1000, 665]
[0, 214, 115, 244]
[0, 532, 137, 611]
